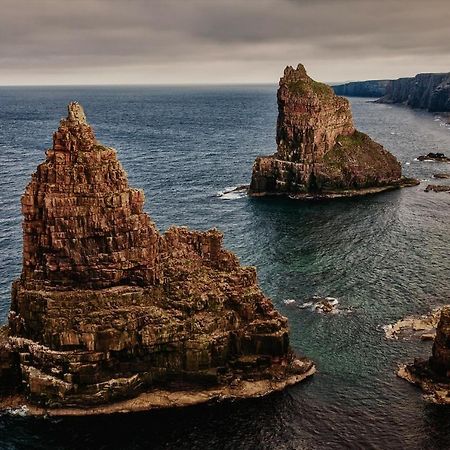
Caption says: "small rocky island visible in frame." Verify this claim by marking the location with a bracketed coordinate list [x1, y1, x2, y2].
[398, 306, 450, 404]
[249, 64, 418, 199]
[0, 103, 314, 416]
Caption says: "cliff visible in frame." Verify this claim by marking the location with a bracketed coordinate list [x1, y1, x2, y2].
[398, 306, 450, 404]
[378, 72, 450, 112]
[0, 103, 314, 414]
[249, 64, 416, 199]
[332, 80, 389, 97]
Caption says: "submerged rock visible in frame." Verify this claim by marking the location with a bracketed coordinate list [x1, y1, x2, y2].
[398, 306, 450, 404]
[0, 102, 314, 415]
[425, 185, 450, 193]
[249, 64, 418, 199]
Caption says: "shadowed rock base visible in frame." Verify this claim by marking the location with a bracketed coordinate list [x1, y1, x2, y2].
[250, 177, 419, 200]
[0, 362, 315, 417]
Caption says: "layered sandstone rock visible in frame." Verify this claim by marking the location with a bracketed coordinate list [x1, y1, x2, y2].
[0, 103, 314, 413]
[249, 64, 417, 199]
[398, 306, 450, 404]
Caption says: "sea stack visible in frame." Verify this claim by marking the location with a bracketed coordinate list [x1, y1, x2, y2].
[249, 64, 417, 199]
[398, 306, 450, 404]
[0, 102, 314, 415]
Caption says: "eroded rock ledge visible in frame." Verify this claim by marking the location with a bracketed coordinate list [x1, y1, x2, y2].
[0, 102, 314, 414]
[249, 64, 418, 199]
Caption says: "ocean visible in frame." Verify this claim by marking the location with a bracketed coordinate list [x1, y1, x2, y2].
[0, 85, 449, 449]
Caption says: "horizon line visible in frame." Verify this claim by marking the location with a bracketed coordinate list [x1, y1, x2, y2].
[0, 80, 353, 88]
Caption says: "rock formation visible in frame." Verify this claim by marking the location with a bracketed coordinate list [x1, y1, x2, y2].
[398, 306, 450, 404]
[378, 72, 450, 112]
[417, 152, 450, 162]
[0, 102, 314, 414]
[249, 64, 417, 199]
[332, 80, 390, 98]
[425, 185, 450, 193]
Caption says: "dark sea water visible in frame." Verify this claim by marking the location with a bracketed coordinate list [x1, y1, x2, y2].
[0, 86, 450, 449]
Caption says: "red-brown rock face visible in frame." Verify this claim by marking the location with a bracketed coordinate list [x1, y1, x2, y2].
[0, 103, 314, 409]
[21, 102, 161, 288]
[249, 64, 405, 197]
[276, 64, 355, 163]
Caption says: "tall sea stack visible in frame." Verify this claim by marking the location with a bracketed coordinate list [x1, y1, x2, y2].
[249, 64, 417, 199]
[0, 103, 314, 414]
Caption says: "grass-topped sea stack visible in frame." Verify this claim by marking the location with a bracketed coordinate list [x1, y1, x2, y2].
[249, 64, 418, 199]
[0, 103, 314, 415]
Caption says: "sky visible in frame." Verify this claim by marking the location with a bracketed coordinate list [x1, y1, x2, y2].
[0, 0, 449, 86]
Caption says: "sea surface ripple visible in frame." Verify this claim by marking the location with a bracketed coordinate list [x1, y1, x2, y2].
[0, 86, 449, 449]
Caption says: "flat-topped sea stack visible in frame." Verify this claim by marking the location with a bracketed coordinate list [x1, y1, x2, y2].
[249, 64, 418, 199]
[0, 103, 314, 415]
[398, 306, 450, 404]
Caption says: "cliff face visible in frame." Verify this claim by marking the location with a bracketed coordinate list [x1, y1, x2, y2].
[0, 103, 314, 411]
[332, 80, 389, 97]
[378, 73, 450, 112]
[249, 64, 408, 199]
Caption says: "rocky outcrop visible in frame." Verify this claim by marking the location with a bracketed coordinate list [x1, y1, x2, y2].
[417, 153, 450, 162]
[398, 306, 450, 404]
[332, 80, 389, 97]
[378, 73, 450, 112]
[249, 64, 417, 199]
[0, 103, 314, 414]
[425, 185, 450, 193]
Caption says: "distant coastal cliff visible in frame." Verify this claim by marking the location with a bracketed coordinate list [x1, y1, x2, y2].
[332, 72, 450, 113]
[332, 80, 390, 98]
[377, 73, 450, 112]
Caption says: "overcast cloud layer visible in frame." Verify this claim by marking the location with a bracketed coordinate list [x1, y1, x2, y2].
[0, 0, 449, 85]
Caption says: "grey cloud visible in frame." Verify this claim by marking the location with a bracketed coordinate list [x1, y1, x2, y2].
[0, 0, 448, 84]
